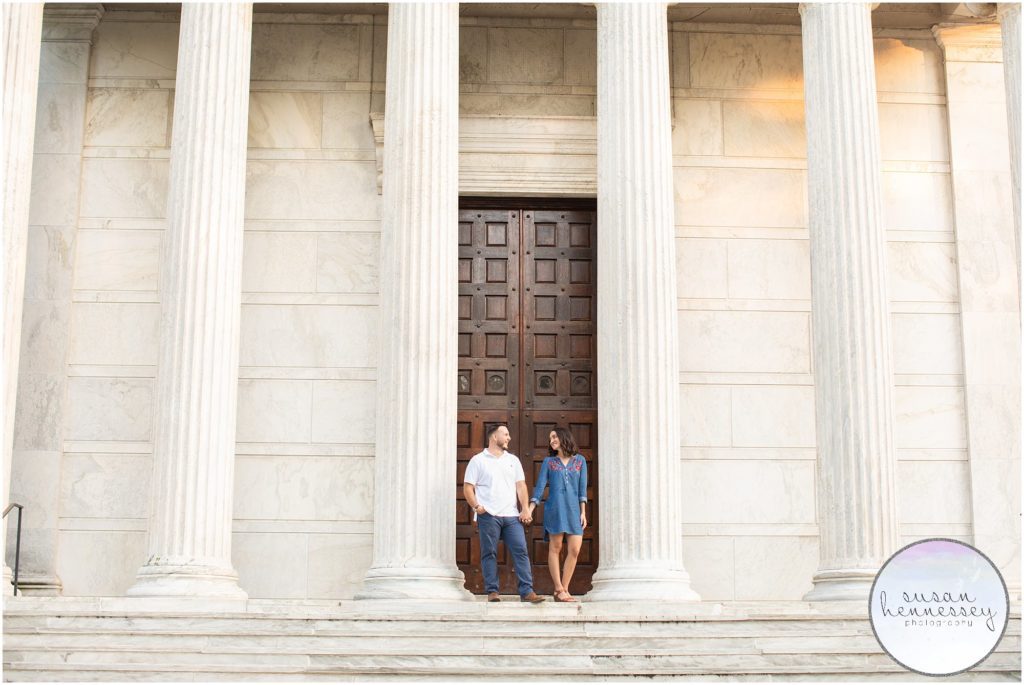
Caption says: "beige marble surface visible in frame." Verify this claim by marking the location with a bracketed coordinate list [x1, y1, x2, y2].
[89, 20, 178, 79]
[251, 23, 365, 82]
[85, 88, 169, 147]
[689, 32, 803, 90]
[678, 311, 811, 374]
[681, 460, 816, 525]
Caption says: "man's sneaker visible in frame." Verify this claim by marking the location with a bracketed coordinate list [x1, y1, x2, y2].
[520, 592, 545, 604]
[487, 592, 501, 602]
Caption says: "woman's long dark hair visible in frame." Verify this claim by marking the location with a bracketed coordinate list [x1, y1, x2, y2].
[548, 426, 578, 457]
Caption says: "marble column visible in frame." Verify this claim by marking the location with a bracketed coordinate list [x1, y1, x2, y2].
[8, 4, 104, 597]
[2, 3, 45, 596]
[356, 3, 469, 601]
[799, 2, 900, 602]
[999, 3, 1021, 286]
[127, 3, 252, 599]
[587, 2, 700, 603]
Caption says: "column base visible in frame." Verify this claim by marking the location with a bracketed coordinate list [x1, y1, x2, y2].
[3, 566, 12, 596]
[802, 568, 877, 602]
[9, 573, 62, 596]
[356, 566, 474, 601]
[585, 564, 702, 602]
[127, 559, 247, 599]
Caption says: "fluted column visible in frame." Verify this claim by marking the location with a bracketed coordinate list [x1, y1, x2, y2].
[587, 2, 699, 603]
[2, 3, 44, 596]
[127, 3, 252, 598]
[799, 2, 900, 602]
[356, 3, 469, 601]
[999, 3, 1021, 287]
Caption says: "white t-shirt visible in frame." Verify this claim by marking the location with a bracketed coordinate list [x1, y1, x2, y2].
[464, 450, 526, 517]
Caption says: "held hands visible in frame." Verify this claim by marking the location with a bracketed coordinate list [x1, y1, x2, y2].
[519, 509, 532, 525]
[520, 503, 534, 525]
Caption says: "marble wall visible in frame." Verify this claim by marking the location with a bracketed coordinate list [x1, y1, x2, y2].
[59, 9, 381, 598]
[670, 23, 972, 601]
[17, 10, 1013, 601]
[456, 15, 597, 116]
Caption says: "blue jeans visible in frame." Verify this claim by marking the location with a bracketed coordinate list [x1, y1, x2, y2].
[477, 513, 533, 597]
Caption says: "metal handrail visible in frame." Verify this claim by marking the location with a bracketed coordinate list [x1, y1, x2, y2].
[3, 503, 23, 596]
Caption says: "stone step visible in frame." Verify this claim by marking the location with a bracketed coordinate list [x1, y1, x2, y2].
[0, 598, 884, 621]
[2, 650, 1020, 677]
[0, 614, 894, 637]
[4, 669, 1019, 683]
[5, 601, 1019, 680]
[4, 653, 1019, 677]
[0, 619, 892, 648]
[8, 631, 924, 655]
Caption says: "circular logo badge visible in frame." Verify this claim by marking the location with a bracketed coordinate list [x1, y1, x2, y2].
[869, 538, 1009, 676]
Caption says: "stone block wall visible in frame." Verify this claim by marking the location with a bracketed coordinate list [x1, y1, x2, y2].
[670, 23, 969, 600]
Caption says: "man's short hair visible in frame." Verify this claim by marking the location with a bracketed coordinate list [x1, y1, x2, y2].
[484, 424, 505, 447]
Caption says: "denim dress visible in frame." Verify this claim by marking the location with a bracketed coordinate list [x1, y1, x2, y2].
[530, 454, 588, 540]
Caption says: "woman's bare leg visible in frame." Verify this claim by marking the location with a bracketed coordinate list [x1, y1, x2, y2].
[561, 535, 583, 596]
[548, 534, 565, 593]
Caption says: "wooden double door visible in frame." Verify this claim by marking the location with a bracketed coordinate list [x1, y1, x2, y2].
[455, 200, 598, 596]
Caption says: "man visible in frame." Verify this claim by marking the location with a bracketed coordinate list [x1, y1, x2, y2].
[463, 424, 545, 603]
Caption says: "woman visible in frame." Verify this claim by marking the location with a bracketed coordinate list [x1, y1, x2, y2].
[528, 426, 588, 602]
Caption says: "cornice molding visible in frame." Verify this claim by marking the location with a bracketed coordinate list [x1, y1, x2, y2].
[42, 4, 104, 43]
[933, 21, 1004, 61]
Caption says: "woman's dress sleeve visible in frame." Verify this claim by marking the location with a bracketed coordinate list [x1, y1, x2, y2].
[578, 455, 588, 503]
[531, 457, 548, 504]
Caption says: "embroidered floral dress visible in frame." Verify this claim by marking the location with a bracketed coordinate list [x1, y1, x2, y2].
[530, 453, 588, 540]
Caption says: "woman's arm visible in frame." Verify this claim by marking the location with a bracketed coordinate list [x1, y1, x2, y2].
[579, 456, 588, 528]
[529, 458, 549, 513]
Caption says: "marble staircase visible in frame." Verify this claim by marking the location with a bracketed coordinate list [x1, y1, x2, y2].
[3, 597, 1020, 681]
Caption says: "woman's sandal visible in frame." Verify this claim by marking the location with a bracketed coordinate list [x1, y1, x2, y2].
[554, 589, 577, 603]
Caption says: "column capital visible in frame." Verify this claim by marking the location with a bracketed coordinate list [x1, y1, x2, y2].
[999, 2, 1022, 19]
[42, 4, 103, 43]
[933, 22, 1004, 61]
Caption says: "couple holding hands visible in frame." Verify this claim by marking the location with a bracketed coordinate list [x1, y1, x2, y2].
[463, 424, 589, 603]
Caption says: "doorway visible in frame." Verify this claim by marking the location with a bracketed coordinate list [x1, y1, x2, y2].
[455, 199, 598, 596]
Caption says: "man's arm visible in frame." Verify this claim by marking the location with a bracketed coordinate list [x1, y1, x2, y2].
[516, 480, 531, 523]
[464, 482, 485, 514]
